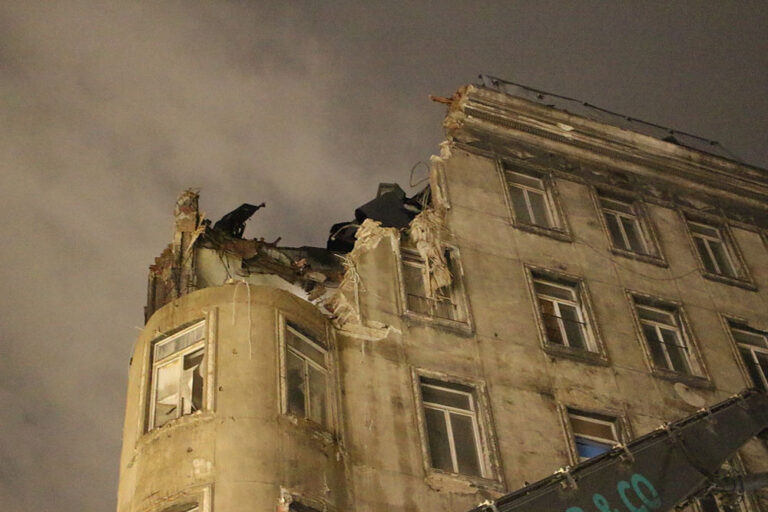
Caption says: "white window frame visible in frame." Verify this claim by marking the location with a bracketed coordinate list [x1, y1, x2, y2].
[420, 379, 486, 477]
[528, 271, 603, 360]
[505, 169, 556, 228]
[499, 162, 571, 241]
[279, 316, 332, 432]
[635, 304, 695, 374]
[412, 370, 503, 489]
[628, 294, 708, 383]
[600, 196, 648, 253]
[567, 410, 620, 463]
[148, 321, 207, 431]
[688, 220, 739, 278]
[533, 278, 591, 350]
[729, 322, 768, 391]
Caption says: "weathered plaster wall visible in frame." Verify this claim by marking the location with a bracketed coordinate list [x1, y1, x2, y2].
[119, 86, 768, 512]
[117, 285, 347, 512]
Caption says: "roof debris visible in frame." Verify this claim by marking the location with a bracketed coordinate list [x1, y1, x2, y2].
[146, 182, 431, 322]
[212, 202, 265, 238]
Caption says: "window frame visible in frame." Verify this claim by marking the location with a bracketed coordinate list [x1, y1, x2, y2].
[498, 160, 572, 241]
[591, 187, 666, 266]
[146, 319, 209, 432]
[560, 406, 629, 465]
[411, 369, 504, 489]
[627, 292, 710, 386]
[277, 314, 335, 434]
[723, 316, 768, 392]
[525, 266, 607, 364]
[682, 212, 755, 290]
[397, 240, 472, 331]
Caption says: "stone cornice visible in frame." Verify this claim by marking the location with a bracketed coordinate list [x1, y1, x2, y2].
[451, 85, 768, 210]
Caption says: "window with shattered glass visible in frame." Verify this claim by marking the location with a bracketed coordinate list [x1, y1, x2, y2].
[401, 247, 465, 322]
[284, 322, 328, 428]
[149, 321, 206, 430]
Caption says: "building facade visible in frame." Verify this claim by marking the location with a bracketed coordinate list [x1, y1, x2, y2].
[116, 79, 768, 512]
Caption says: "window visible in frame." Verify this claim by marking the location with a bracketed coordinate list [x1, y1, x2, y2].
[567, 410, 620, 462]
[501, 163, 567, 237]
[730, 322, 768, 392]
[401, 246, 467, 323]
[531, 273, 596, 353]
[595, 190, 663, 263]
[632, 299, 702, 377]
[284, 322, 329, 427]
[149, 321, 206, 430]
[687, 220, 745, 280]
[419, 377, 485, 478]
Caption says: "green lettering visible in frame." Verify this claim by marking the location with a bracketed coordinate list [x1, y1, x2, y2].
[618, 480, 647, 512]
[631, 474, 661, 509]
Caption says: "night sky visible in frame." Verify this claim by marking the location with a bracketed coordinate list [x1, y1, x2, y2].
[1, 2, 766, 510]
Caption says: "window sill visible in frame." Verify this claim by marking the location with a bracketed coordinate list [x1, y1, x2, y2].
[278, 413, 337, 449]
[700, 271, 757, 291]
[140, 410, 214, 444]
[542, 344, 609, 366]
[650, 369, 712, 390]
[403, 310, 473, 335]
[424, 469, 505, 495]
[512, 221, 573, 242]
[609, 247, 668, 268]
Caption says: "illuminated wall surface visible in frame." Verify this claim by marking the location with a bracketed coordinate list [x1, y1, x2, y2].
[117, 83, 768, 512]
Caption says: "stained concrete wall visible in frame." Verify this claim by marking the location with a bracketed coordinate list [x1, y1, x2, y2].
[332, 144, 768, 510]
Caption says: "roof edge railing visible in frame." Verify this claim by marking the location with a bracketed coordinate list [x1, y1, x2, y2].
[476, 74, 745, 164]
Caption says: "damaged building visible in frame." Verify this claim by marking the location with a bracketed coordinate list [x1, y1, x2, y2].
[117, 76, 768, 512]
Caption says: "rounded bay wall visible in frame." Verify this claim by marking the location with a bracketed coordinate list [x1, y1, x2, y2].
[116, 284, 347, 512]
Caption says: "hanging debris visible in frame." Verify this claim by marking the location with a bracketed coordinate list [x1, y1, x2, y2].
[212, 203, 265, 238]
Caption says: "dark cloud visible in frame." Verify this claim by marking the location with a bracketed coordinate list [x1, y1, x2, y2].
[0, 1, 766, 510]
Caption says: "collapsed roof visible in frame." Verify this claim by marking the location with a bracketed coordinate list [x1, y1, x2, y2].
[146, 183, 429, 321]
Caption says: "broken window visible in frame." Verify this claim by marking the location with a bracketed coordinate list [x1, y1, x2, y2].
[532, 273, 596, 352]
[729, 321, 768, 392]
[419, 377, 485, 478]
[149, 321, 206, 430]
[567, 409, 620, 462]
[687, 220, 743, 279]
[633, 299, 701, 376]
[284, 322, 329, 428]
[401, 247, 466, 323]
